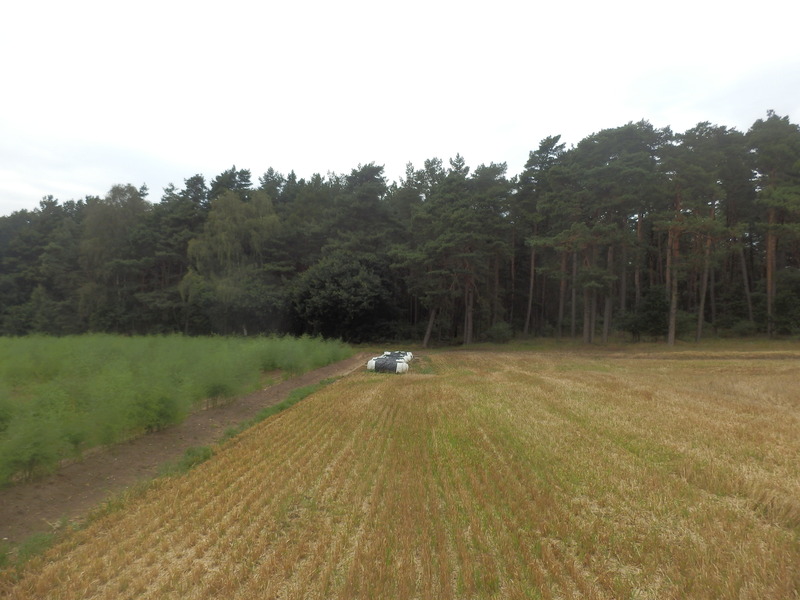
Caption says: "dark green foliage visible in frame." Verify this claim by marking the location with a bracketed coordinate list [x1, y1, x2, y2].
[480, 322, 514, 343]
[620, 287, 669, 341]
[209, 166, 252, 201]
[1, 112, 799, 344]
[747, 111, 800, 336]
[291, 251, 397, 342]
[774, 269, 800, 334]
[729, 320, 759, 337]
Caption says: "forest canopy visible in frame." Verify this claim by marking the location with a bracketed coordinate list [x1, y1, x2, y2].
[2, 111, 799, 344]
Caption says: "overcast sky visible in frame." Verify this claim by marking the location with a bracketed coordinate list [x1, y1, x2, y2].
[2, 0, 799, 216]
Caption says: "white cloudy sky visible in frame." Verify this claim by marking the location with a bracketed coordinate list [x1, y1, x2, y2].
[2, 0, 799, 215]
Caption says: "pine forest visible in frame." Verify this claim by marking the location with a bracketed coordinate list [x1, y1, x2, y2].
[2, 111, 800, 345]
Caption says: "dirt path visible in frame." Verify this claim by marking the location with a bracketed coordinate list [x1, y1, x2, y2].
[0, 353, 371, 545]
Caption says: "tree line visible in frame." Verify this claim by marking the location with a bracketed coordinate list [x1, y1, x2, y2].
[2, 111, 799, 344]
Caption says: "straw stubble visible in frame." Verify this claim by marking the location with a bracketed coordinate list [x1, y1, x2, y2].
[3, 349, 799, 599]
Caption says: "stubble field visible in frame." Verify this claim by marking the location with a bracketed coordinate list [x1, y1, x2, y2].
[2, 346, 799, 599]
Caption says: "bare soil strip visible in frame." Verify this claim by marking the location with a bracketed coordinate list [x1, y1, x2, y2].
[0, 353, 370, 545]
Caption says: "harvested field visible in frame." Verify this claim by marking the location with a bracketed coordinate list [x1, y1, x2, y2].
[2, 348, 799, 599]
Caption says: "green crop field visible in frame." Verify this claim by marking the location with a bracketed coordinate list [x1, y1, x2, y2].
[2, 344, 800, 598]
[0, 334, 352, 485]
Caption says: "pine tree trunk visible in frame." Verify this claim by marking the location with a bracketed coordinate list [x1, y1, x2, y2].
[766, 207, 777, 337]
[582, 287, 592, 344]
[656, 230, 665, 287]
[493, 256, 501, 326]
[557, 251, 567, 340]
[665, 229, 672, 297]
[524, 245, 536, 335]
[570, 250, 578, 339]
[696, 200, 716, 342]
[422, 307, 436, 348]
[603, 292, 612, 344]
[635, 213, 643, 309]
[710, 266, 717, 330]
[619, 242, 627, 314]
[540, 273, 547, 334]
[695, 234, 711, 342]
[510, 227, 516, 326]
[738, 242, 754, 322]
[667, 228, 681, 345]
[463, 285, 474, 345]
[668, 266, 678, 346]
[668, 192, 682, 346]
[604, 245, 614, 343]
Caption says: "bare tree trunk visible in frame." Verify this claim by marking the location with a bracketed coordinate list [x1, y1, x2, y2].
[695, 234, 711, 342]
[738, 242, 754, 322]
[540, 273, 547, 334]
[665, 228, 672, 297]
[582, 287, 592, 343]
[602, 292, 612, 344]
[635, 213, 643, 309]
[509, 233, 516, 327]
[619, 242, 627, 314]
[656, 229, 665, 287]
[667, 191, 682, 346]
[668, 265, 678, 346]
[422, 307, 436, 348]
[463, 285, 474, 345]
[524, 245, 536, 335]
[696, 200, 716, 342]
[710, 266, 717, 330]
[570, 250, 578, 339]
[492, 256, 501, 326]
[557, 251, 567, 340]
[766, 207, 777, 337]
[603, 245, 614, 343]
